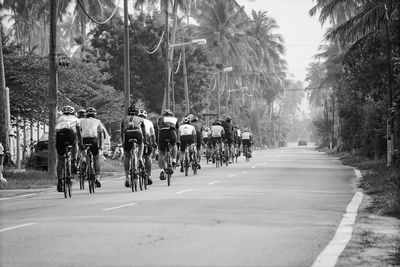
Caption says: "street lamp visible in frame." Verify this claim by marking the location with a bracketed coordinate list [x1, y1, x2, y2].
[169, 38, 207, 114]
[214, 66, 233, 117]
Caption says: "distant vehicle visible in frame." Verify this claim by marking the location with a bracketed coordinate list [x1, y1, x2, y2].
[298, 140, 307, 146]
[32, 132, 49, 170]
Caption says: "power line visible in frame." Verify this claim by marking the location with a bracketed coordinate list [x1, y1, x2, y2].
[76, 0, 121, 25]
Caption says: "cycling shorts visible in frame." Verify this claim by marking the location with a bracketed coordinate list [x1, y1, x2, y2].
[195, 132, 202, 150]
[224, 135, 234, 146]
[158, 129, 177, 152]
[242, 139, 251, 147]
[83, 137, 99, 156]
[123, 129, 143, 152]
[56, 128, 76, 156]
[179, 135, 195, 152]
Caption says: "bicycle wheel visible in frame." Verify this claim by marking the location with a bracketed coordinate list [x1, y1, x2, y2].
[138, 166, 143, 191]
[130, 156, 136, 192]
[63, 158, 67, 198]
[88, 157, 95, 194]
[79, 161, 86, 190]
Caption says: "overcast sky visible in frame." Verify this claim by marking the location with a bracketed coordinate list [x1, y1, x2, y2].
[237, 0, 327, 84]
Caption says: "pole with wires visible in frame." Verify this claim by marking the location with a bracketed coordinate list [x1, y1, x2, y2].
[123, 0, 130, 115]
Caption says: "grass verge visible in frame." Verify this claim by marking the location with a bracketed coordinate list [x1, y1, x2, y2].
[1, 169, 55, 190]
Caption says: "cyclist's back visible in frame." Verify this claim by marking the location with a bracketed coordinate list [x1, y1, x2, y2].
[80, 107, 104, 187]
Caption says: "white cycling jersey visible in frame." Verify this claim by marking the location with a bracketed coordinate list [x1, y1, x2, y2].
[242, 131, 252, 140]
[143, 118, 155, 137]
[56, 115, 80, 132]
[211, 125, 224, 137]
[80, 117, 104, 138]
[179, 124, 196, 136]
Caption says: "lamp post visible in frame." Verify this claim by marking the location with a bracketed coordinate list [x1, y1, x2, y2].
[169, 39, 206, 114]
[215, 67, 233, 117]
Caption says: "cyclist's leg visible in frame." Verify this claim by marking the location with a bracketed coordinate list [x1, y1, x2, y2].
[170, 130, 178, 165]
[122, 134, 132, 186]
[55, 130, 67, 192]
[179, 137, 186, 172]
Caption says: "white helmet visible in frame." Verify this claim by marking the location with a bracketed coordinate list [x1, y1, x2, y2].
[138, 109, 147, 118]
[62, 105, 75, 115]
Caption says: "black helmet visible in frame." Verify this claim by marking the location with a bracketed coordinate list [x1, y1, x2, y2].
[234, 124, 239, 128]
[191, 116, 198, 122]
[213, 120, 221, 125]
[86, 107, 97, 117]
[183, 118, 190, 124]
[77, 109, 86, 118]
[225, 116, 232, 122]
[128, 105, 138, 116]
[163, 109, 173, 116]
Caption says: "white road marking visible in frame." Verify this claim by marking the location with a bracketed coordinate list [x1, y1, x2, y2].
[240, 171, 247, 174]
[175, 189, 193, 194]
[251, 166, 256, 168]
[0, 223, 37, 233]
[311, 189, 364, 267]
[103, 202, 138, 211]
[228, 174, 235, 177]
[207, 181, 220, 185]
[0, 193, 38, 201]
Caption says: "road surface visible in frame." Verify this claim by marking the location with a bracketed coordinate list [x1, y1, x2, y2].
[0, 146, 358, 266]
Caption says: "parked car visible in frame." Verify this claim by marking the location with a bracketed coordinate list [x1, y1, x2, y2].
[32, 132, 49, 170]
[298, 140, 307, 146]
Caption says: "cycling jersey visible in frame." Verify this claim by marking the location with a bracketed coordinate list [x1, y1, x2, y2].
[143, 118, 155, 140]
[211, 125, 225, 137]
[202, 130, 210, 139]
[178, 124, 196, 137]
[242, 131, 252, 140]
[56, 115, 80, 132]
[158, 116, 179, 130]
[80, 117, 103, 138]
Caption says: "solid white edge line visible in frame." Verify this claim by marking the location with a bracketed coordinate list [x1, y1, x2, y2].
[0, 223, 37, 233]
[103, 202, 138, 211]
[311, 168, 365, 267]
[0, 193, 38, 201]
[175, 189, 192, 194]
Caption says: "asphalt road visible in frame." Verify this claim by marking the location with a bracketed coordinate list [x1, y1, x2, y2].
[0, 145, 357, 267]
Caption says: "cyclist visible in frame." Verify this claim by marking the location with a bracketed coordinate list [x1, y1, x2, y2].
[221, 116, 234, 163]
[157, 109, 179, 180]
[210, 120, 225, 163]
[202, 126, 211, 161]
[178, 118, 196, 172]
[121, 105, 146, 188]
[79, 107, 104, 188]
[55, 105, 82, 192]
[138, 109, 156, 185]
[242, 128, 253, 158]
[190, 115, 203, 168]
[233, 124, 242, 156]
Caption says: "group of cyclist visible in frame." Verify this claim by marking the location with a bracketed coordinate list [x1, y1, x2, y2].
[54, 104, 253, 193]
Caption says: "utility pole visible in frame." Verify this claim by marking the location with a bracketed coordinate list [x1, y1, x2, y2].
[123, 0, 130, 115]
[217, 71, 221, 118]
[0, 27, 8, 151]
[182, 45, 189, 114]
[385, 3, 394, 166]
[48, 0, 58, 177]
[163, 0, 170, 112]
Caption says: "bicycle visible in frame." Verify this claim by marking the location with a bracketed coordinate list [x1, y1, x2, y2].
[223, 141, 229, 166]
[191, 144, 198, 175]
[78, 150, 86, 190]
[183, 143, 191, 176]
[243, 144, 251, 162]
[138, 143, 149, 191]
[213, 141, 220, 168]
[82, 144, 96, 194]
[163, 139, 173, 186]
[128, 139, 139, 192]
[61, 145, 73, 198]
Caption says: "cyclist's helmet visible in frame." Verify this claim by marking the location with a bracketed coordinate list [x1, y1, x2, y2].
[138, 109, 147, 118]
[62, 105, 75, 115]
[128, 105, 138, 116]
[191, 116, 198, 122]
[213, 120, 221, 125]
[183, 118, 190, 124]
[205, 127, 210, 131]
[234, 124, 239, 128]
[225, 116, 232, 122]
[163, 109, 173, 116]
[77, 109, 86, 118]
[86, 107, 97, 117]
[244, 128, 249, 132]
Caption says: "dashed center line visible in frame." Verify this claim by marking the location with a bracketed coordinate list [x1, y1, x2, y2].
[0, 223, 37, 233]
[207, 181, 220, 185]
[241, 171, 247, 174]
[103, 202, 138, 211]
[251, 166, 257, 169]
[175, 189, 193, 194]
[228, 174, 235, 177]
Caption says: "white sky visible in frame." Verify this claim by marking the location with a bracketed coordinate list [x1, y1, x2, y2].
[237, 0, 327, 84]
